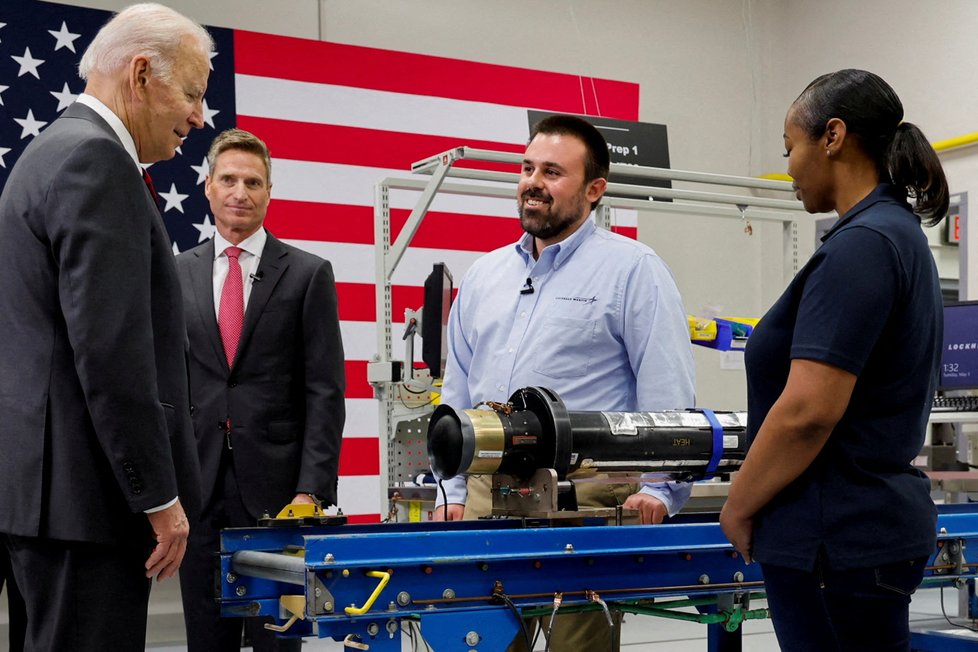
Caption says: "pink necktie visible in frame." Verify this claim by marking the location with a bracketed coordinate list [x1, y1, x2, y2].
[218, 246, 244, 367]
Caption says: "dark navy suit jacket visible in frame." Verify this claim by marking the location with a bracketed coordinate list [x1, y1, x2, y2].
[0, 102, 201, 544]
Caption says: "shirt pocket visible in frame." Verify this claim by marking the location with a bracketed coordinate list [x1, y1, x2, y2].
[531, 316, 596, 378]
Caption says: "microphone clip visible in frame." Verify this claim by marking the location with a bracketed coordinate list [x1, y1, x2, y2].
[520, 277, 534, 295]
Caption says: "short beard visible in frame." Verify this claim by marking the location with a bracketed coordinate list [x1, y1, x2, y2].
[517, 188, 589, 241]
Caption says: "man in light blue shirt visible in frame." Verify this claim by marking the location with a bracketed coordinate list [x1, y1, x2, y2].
[434, 114, 695, 524]
[432, 114, 695, 650]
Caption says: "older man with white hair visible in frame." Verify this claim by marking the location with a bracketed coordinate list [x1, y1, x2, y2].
[0, 4, 212, 650]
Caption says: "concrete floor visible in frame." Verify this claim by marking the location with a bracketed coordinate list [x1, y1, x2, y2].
[2, 578, 977, 651]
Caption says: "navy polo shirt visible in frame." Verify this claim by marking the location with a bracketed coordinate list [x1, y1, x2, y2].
[745, 184, 940, 571]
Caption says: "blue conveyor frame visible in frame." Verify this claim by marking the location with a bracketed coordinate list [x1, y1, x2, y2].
[220, 505, 978, 651]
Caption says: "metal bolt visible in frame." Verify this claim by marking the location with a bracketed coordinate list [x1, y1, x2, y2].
[442, 588, 456, 599]
[387, 601, 397, 611]
[314, 587, 322, 597]
[426, 604, 437, 610]
[465, 631, 481, 645]
[733, 571, 744, 583]
[323, 601, 333, 612]
[387, 619, 399, 636]
[565, 544, 575, 553]
[397, 591, 411, 607]
[698, 574, 710, 585]
[235, 586, 247, 596]
[367, 623, 380, 637]
[225, 572, 237, 584]
[325, 553, 335, 563]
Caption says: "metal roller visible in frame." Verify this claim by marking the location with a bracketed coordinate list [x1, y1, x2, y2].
[428, 386, 747, 481]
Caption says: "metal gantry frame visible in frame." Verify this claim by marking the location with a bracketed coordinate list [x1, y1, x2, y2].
[370, 146, 807, 507]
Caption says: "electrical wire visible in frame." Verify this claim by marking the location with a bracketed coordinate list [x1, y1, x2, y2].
[495, 591, 533, 651]
[940, 585, 978, 632]
[542, 592, 563, 652]
[438, 479, 449, 521]
[587, 590, 615, 652]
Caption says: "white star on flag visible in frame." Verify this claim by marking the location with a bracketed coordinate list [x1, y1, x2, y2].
[50, 83, 77, 112]
[201, 99, 220, 128]
[0, 22, 6, 44]
[14, 110, 47, 138]
[192, 214, 216, 242]
[0, 146, 11, 168]
[190, 156, 209, 184]
[158, 183, 190, 213]
[208, 50, 218, 70]
[12, 47, 45, 79]
[172, 242, 182, 255]
[48, 21, 81, 52]
[0, 85, 8, 106]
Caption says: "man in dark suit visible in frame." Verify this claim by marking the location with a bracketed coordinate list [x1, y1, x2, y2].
[0, 4, 213, 651]
[176, 128, 346, 652]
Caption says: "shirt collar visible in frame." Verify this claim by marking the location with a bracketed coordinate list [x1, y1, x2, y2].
[821, 183, 911, 242]
[74, 94, 140, 170]
[515, 217, 596, 268]
[213, 227, 268, 260]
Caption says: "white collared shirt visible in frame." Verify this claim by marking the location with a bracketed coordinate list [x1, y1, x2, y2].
[211, 228, 268, 317]
[74, 94, 141, 171]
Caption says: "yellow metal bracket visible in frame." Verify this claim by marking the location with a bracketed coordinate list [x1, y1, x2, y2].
[344, 570, 391, 615]
[263, 594, 306, 633]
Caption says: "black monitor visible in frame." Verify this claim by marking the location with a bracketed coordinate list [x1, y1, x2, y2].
[421, 263, 454, 379]
[938, 301, 978, 391]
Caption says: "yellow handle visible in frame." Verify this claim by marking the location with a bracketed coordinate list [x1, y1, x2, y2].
[263, 594, 306, 632]
[344, 570, 391, 615]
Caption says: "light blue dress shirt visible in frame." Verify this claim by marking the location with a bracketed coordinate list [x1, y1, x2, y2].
[436, 218, 696, 513]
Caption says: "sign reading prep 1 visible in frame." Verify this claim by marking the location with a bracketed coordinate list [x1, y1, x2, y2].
[527, 111, 671, 198]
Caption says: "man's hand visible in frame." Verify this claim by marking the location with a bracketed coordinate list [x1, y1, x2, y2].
[622, 492, 669, 525]
[432, 503, 464, 521]
[291, 493, 317, 506]
[719, 504, 753, 564]
[145, 499, 189, 581]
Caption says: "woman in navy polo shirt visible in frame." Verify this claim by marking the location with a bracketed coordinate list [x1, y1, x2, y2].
[720, 69, 948, 651]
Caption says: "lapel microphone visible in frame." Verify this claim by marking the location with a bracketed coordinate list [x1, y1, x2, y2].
[249, 271, 264, 282]
[520, 277, 534, 295]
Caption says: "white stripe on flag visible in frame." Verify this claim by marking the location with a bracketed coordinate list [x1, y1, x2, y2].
[236, 74, 532, 143]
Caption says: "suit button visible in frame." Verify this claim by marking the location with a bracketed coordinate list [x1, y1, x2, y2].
[228, 381, 237, 388]
[189, 405, 196, 416]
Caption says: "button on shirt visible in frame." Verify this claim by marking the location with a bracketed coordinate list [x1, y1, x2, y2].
[438, 219, 696, 510]
[212, 228, 267, 317]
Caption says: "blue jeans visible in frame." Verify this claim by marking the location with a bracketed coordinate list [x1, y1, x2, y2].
[761, 555, 927, 652]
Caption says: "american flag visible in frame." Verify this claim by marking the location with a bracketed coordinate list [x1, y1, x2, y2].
[0, 0, 640, 522]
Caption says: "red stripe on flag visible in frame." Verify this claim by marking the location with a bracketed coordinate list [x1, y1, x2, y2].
[234, 31, 639, 120]
[336, 284, 376, 322]
[346, 360, 373, 399]
[264, 201, 523, 252]
[335, 285, 455, 325]
[338, 437, 380, 475]
[611, 225, 637, 239]
[239, 116, 525, 173]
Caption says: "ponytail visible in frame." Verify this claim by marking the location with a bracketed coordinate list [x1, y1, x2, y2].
[887, 122, 949, 226]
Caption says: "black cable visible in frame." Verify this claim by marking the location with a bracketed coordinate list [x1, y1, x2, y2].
[496, 592, 533, 651]
[940, 585, 978, 632]
[438, 478, 449, 521]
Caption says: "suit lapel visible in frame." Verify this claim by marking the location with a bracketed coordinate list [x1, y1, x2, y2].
[190, 240, 227, 370]
[234, 233, 288, 368]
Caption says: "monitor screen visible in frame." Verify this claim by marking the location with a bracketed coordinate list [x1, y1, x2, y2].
[421, 263, 454, 379]
[939, 301, 978, 391]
